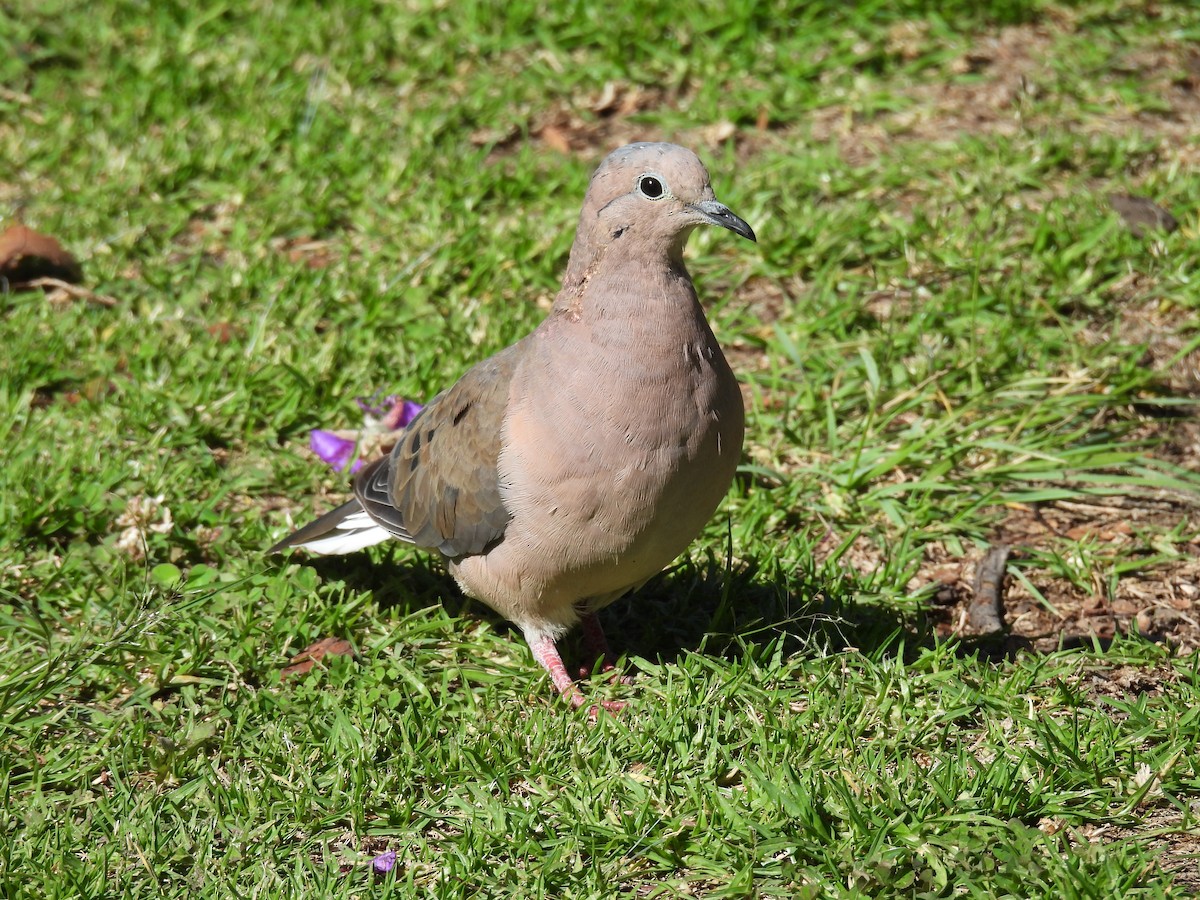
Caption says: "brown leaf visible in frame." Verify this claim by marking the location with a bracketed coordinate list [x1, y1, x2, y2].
[539, 124, 571, 155]
[590, 81, 620, 116]
[929, 564, 961, 585]
[699, 121, 736, 147]
[0, 225, 84, 287]
[280, 637, 355, 680]
[207, 321, 237, 343]
[270, 235, 338, 270]
[1064, 521, 1134, 541]
[1109, 194, 1179, 238]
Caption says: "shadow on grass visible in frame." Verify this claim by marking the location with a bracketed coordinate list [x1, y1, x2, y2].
[299, 546, 467, 616]
[598, 554, 913, 668]
[292, 545, 914, 672]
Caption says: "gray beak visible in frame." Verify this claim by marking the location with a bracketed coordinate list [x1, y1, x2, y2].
[693, 199, 757, 243]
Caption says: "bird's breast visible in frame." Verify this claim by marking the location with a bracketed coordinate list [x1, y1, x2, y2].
[496, 309, 744, 587]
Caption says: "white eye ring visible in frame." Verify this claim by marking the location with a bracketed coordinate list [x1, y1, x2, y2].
[637, 174, 666, 199]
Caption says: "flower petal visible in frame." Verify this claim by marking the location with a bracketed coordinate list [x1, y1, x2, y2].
[384, 398, 425, 431]
[355, 390, 395, 419]
[371, 849, 397, 874]
[309, 429, 358, 471]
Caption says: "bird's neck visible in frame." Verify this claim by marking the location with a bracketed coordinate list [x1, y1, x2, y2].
[553, 231, 693, 322]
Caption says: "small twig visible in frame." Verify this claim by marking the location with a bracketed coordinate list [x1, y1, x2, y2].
[0, 87, 34, 104]
[10, 277, 118, 307]
[0, 87, 44, 123]
[968, 545, 1011, 634]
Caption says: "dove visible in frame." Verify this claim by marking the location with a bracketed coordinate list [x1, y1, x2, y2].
[271, 142, 755, 712]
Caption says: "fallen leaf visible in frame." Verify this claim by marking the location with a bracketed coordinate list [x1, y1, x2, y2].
[0, 224, 84, 287]
[539, 124, 571, 155]
[207, 321, 237, 343]
[700, 121, 736, 147]
[1109, 194, 1179, 238]
[1065, 522, 1133, 541]
[280, 637, 355, 680]
[271, 235, 338, 269]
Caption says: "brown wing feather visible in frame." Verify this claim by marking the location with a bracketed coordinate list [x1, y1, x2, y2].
[353, 458, 414, 543]
[352, 341, 523, 558]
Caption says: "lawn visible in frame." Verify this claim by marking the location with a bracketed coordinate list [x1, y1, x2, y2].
[3, 0, 1199, 896]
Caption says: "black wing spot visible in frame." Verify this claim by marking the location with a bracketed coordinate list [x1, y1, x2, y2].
[410, 454, 420, 472]
[425, 427, 436, 444]
[452, 402, 472, 426]
[410, 430, 422, 454]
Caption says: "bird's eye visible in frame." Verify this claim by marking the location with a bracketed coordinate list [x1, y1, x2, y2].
[637, 175, 665, 199]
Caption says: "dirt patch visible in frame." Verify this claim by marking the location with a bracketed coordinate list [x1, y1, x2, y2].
[168, 198, 248, 268]
[922, 484, 1200, 654]
[779, 14, 1200, 654]
[802, 16, 1200, 172]
[1081, 662, 1184, 700]
[269, 235, 341, 270]
[473, 78, 758, 166]
[1101, 807, 1200, 894]
[1100, 297, 1200, 398]
[475, 81, 655, 160]
[735, 275, 799, 327]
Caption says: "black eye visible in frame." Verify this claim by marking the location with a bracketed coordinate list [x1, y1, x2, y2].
[638, 175, 664, 199]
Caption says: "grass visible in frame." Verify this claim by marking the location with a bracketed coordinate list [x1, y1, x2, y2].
[4, 0, 1200, 895]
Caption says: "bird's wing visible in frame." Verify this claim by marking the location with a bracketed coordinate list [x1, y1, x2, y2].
[354, 341, 524, 558]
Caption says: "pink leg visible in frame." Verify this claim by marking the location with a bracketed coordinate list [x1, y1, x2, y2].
[578, 612, 634, 685]
[579, 612, 616, 675]
[526, 631, 626, 716]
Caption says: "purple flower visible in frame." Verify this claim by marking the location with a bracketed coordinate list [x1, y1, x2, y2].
[308, 392, 426, 473]
[355, 390, 394, 419]
[356, 392, 424, 431]
[382, 398, 424, 431]
[371, 849, 397, 874]
[309, 430, 363, 473]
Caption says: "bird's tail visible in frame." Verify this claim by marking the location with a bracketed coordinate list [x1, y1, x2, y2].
[268, 499, 393, 556]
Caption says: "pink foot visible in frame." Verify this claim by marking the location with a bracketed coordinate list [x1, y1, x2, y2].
[526, 630, 630, 715]
[583, 698, 628, 721]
